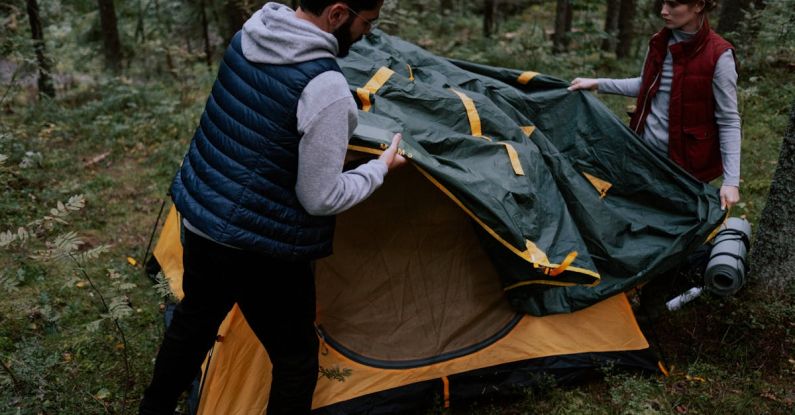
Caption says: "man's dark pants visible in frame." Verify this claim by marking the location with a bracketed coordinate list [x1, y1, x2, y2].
[139, 228, 319, 415]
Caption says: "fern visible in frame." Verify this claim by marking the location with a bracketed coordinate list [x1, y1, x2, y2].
[0, 230, 16, 248]
[85, 318, 104, 333]
[107, 296, 133, 320]
[31, 231, 83, 261]
[107, 268, 137, 294]
[0, 271, 22, 292]
[73, 245, 111, 264]
[153, 272, 177, 302]
[18, 151, 42, 169]
[318, 366, 353, 383]
[26, 195, 86, 232]
[0, 227, 29, 248]
[1, 195, 85, 250]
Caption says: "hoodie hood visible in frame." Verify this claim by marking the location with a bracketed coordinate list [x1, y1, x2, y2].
[241, 2, 339, 65]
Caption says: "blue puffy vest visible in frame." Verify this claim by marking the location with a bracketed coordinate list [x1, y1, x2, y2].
[171, 32, 341, 260]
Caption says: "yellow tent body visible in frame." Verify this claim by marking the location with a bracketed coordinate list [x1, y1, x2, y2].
[154, 165, 654, 414]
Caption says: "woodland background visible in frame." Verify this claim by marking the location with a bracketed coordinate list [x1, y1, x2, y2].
[1, 0, 794, 413]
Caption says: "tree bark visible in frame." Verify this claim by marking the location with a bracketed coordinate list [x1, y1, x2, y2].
[602, 0, 620, 52]
[616, 0, 636, 59]
[552, 0, 572, 53]
[97, 0, 123, 73]
[483, 0, 497, 38]
[200, 0, 213, 69]
[225, 0, 248, 45]
[25, 0, 54, 98]
[751, 100, 795, 290]
[717, 0, 749, 35]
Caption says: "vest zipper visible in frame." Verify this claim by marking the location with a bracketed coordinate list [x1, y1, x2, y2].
[635, 71, 661, 135]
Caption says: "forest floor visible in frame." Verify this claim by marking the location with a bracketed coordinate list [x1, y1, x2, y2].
[2, 4, 795, 415]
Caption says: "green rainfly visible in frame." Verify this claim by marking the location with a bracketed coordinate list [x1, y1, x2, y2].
[341, 30, 726, 316]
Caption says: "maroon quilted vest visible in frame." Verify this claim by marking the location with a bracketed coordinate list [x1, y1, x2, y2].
[630, 18, 735, 182]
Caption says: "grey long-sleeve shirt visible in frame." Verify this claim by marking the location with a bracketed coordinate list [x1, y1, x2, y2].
[597, 30, 741, 187]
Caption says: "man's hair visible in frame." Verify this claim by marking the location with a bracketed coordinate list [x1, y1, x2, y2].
[300, 0, 381, 15]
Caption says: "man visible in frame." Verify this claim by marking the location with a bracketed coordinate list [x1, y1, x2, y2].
[139, 1, 403, 414]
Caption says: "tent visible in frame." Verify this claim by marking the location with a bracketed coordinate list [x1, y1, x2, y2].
[151, 30, 726, 413]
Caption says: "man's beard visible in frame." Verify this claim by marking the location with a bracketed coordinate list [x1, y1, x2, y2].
[333, 16, 358, 58]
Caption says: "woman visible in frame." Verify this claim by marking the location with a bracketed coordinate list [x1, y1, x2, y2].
[568, 0, 741, 210]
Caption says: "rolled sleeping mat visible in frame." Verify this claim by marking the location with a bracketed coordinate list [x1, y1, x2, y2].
[704, 217, 752, 297]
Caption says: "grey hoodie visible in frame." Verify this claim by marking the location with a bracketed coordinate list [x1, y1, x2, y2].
[242, 2, 388, 216]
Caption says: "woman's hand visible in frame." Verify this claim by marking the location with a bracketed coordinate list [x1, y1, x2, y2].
[379, 133, 407, 171]
[568, 78, 599, 92]
[720, 185, 740, 211]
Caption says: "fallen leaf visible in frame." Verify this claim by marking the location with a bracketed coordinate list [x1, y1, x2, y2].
[95, 388, 111, 400]
[83, 151, 110, 167]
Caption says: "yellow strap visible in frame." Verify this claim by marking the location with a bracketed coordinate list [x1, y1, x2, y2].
[356, 66, 396, 112]
[499, 143, 525, 176]
[517, 71, 539, 85]
[705, 209, 731, 243]
[582, 172, 612, 199]
[658, 361, 670, 377]
[450, 88, 483, 137]
[406, 64, 414, 81]
[356, 87, 372, 112]
[344, 151, 600, 285]
[504, 278, 600, 290]
[548, 251, 577, 277]
[521, 125, 536, 136]
[414, 165, 600, 283]
[346, 144, 382, 156]
[415, 165, 535, 262]
[441, 376, 450, 408]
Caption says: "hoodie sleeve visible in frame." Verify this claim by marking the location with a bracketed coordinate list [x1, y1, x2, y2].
[295, 71, 388, 216]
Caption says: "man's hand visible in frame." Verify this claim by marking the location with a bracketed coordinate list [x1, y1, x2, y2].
[720, 185, 740, 211]
[568, 78, 599, 92]
[379, 133, 407, 171]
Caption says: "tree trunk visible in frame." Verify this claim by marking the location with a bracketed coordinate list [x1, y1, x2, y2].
[552, 0, 571, 53]
[135, 0, 145, 42]
[25, 0, 54, 98]
[716, 0, 766, 35]
[200, 0, 213, 69]
[616, 0, 636, 59]
[717, 0, 750, 35]
[483, 0, 497, 38]
[97, 0, 123, 73]
[225, 0, 248, 45]
[602, 0, 620, 52]
[751, 100, 795, 290]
